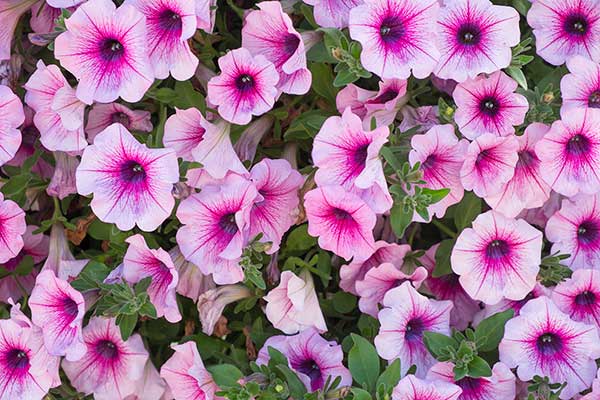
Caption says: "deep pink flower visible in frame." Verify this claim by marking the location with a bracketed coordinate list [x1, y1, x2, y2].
[304, 186, 376, 261]
[392, 375, 462, 400]
[160, 341, 220, 400]
[460, 133, 519, 198]
[484, 123, 552, 218]
[312, 108, 392, 214]
[348, 0, 440, 80]
[302, 0, 363, 28]
[54, 0, 154, 104]
[535, 108, 600, 196]
[29, 270, 86, 360]
[561, 55, 600, 115]
[0, 0, 38, 60]
[527, 0, 600, 66]
[409, 124, 469, 220]
[76, 123, 179, 232]
[427, 361, 516, 400]
[256, 328, 352, 392]
[453, 71, 529, 140]
[435, 0, 520, 82]
[62, 317, 149, 400]
[375, 282, 452, 377]
[123, 234, 181, 323]
[176, 174, 258, 284]
[451, 210, 543, 305]
[86, 102, 152, 143]
[0, 192, 26, 264]
[126, 0, 198, 80]
[0, 84, 24, 166]
[499, 296, 600, 400]
[553, 269, 600, 329]
[207, 48, 279, 125]
[242, 1, 311, 95]
[546, 194, 600, 270]
[47, 152, 79, 200]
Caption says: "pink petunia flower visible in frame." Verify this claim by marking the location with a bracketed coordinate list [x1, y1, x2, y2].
[86, 102, 152, 143]
[302, 0, 363, 28]
[54, 0, 154, 104]
[242, 1, 311, 95]
[47, 0, 87, 7]
[392, 375, 462, 400]
[160, 341, 220, 400]
[76, 123, 179, 232]
[348, 0, 440, 80]
[304, 186, 376, 261]
[197, 284, 251, 335]
[535, 108, 600, 196]
[0, 0, 38, 60]
[47, 152, 79, 200]
[123, 234, 181, 323]
[62, 317, 149, 400]
[0, 192, 26, 264]
[427, 361, 516, 400]
[170, 246, 216, 301]
[553, 269, 600, 329]
[126, 0, 199, 80]
[460, 133, 519, 198]
[582, 370, 600, 400]
[176, 174, 258, 284]
[527, 0, 600, 66]
[409, 124, 469, 220]
[453, 71, 529, 140]
[499, 296, 600, 400]
[0, 84, 23, 166]
[233, 115, 275, 163]
[375, 281, 452, 377]
[195, 0, 216, 33]
[340, 241, 410, 295]
[207, 48, 279, 125]
[42, 223, 89, 282]
[125, 360, 166, 400]
[546, 194, 600, 270]
[451, 210, 543, 305]
[484, 123, 552, 218]
[313, 108, 392, 214]
[30, 3, 70, 35]
[256, 328, 352, 392]
[399, 105, 439, 134]
[561, 55, 600, 116]
[435, 0, 520, 82]
[29, 270, 86, 360]
[9, 106, 53, 179]
[264, 269, 327, 334]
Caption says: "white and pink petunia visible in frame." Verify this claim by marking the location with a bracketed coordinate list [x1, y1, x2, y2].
[86, 102, 152, 143]
[553, 269, 600, 329]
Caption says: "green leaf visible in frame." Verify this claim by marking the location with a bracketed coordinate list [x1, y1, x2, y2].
[423, 332, 459, 359]
[332, 291, 357, 314]
[116, 313, 138, 341]
[467, 356, 493, 378]
[70, 261, 111, 292]
[348, 334, 380, 392]
[207, 364, 244, 388]
[276, 364, 308, 399]
[1, 173, 33, 197]
[453, 192, 481, 231]
[285, 224, 318, 252]
[134, 277, 152, 295]
[474, 309, 515, 352]
[421, 188, 450, 205]
[351, 388, 372, 400]
[507, 66, 528, 90]
[283, 110, 329, 141]
[390, 203, 413, 238]
[138, 299, 157, 319]
[309, 63, 338, 106]
[380, 147, 403, 171]
[14, 255, 34, 276]
[333, 64, 359, 87]
[432, 238, 456, 277]
[376, 359, 401, 390]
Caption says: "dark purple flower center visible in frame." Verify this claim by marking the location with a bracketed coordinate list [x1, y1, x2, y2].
[485, 239, 510, 260]
[457, 23, 481, 46]
[120, 160, 147, 183]
[423, 154, 437, 169]
[536, 332, 563, 355]
[479, 97, 500, 117]
[354, 144, 369, 167]
[235, 74, 255, 92]
[589, 91, 600, 108]
[332, 208, 352, 220]
[566, 133, 591, 155]
[371, 89, 399, 104]
[219, 213, 238, 235]
[96, 340, 119, 360]
[22, 125, 39, 138]
[405, 318, 425, 341]
[575, 290, 596, 306]
[517, 150, 537, 168]
[458, 376, 482, 392]
[563, 13, 589, 36]
[62, 296, 79, 318]
[5, 348, 29, 370]
[111, 112, 131, 127]
[283, 34, 301, 56]
[99, 38, 125, 61]
[295, 358, 322, 387]
[379, 15, 404, 43]
[158, 9, 182, 32]
[577, 219, 599, 245]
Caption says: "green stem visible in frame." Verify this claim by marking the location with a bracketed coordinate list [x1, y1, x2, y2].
[432, 219, 457, 239]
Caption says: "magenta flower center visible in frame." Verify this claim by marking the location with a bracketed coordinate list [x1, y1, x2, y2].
[96, 339, 119, 360]
[563, 13, 589, 37]
[423, 154, 438, 169]
[111, 112, 131, 127]
[458, 376, 482, 393]
[457, 23, 481, 46]
[332, 208, 352, 220]
[517, 150, 537, 168]
[158, 9, 182, 32]
[235, 74, 255, 92]
[294, 358, 322, 388]
[379, 15, 404, 43]
[99, 38, 125, 61]
[575, 290, 596, 306]
[120, 160, 147, 183]
[566, 134, 590, 155]
[405, 318, 425, 341]
[577, 219, 599, 245]
[219, 213, 238, 235]
[354, 144, 369, 168]
[588, 91, 600, 108]
[283, 34, 301, 56]
[62, 295, 79, 318]
[485, 239, 510, 260]
[479, 97, 500, 117]
[5, 348, 29, 371]
[370, 89, 399, 104]
[536, 332, 563, 355]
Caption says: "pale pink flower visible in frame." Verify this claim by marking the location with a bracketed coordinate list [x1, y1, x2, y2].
[561, 55, 600, 115]
[553, 269, 600, 329]
[46, 152, 79, 200]
[399, 105, 439, 134]
[302, 0, 363, 28]
[197, 284, 251, 335]
[86, 102, 152, 142]
[169, 246, 216, 301]
[0, 84, 24, 165]
[0, 192, 26, 264]
[392, 375, 461, 400]
[0, 0, 38, 60]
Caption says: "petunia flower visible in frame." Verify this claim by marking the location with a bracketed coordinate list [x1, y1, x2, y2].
[42, 223, 89, 281]
[399, 105, 439, 134]
[46, 152, 79, 200]
[435, 0, 520, 82]
[427, 361, 516, 400]
[126, 0, 199, 80]
[527, 0, 600, 66]
[409, 124, 469, 220]
[362, 78, 409, 129]
[47, 0, 87, 7]
[242, 1, 311, 95]
[125, 360, 167, 400]
[86, 102, 152, 143]
[29, 270, 86, 360]
[207, 48, 279, 125]
[0, 192, 26, 264]
[582, 370, 600, 400]
[62, 317, 149, 400]
[484, 123, 552, 218]
[195, 0, 216, 33]
[545, 194, 600, 270]
[460, 133, 519, 198]
[499, 296, 600, 400]
[123, 234, 181, 323]
[176, 174, 258, 284]
[256, 328, 352, 392]
[553, 269, 600, 329]
[54, 0, 154, 104]
[535, 108, 600, 196]
[197, 284, 251, 335]
[0, 84, 23, 166]
[233, 115, 275, 162]
[304, 186, 376, 261]
[375, 281, 452, 377]
[248, 158, 303, 252]
[451, 210, 543, 305]
[392, 375, 462, 400]
[30, 3, 70, 35]
[302, 0, 363, 28]
[313, 108, 392, 214]
[264, 269, 327, 334]
[453, 71, 529, 140]
[169, 246, 216, 301]
[9, 106, 53, 179]
[76, 123, 179, 232]
[0, 0, 38, 60]
[161, 341, 220, 400]
[561, 55, 600, 116]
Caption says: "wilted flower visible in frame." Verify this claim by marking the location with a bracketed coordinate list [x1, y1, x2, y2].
[169, 246, 216, 301]
[234, 115, 275, 162]
[197, 284, 251, 335]
[399, 105, 439, 134]
[46, 152, 79, 200]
